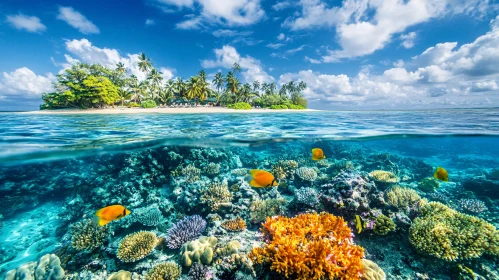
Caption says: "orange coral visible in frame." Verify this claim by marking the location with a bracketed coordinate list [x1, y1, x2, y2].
[249, 213, 364, 280]
[221, 216, 247, 231]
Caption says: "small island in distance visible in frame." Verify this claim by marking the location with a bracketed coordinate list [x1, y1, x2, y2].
[40, 53, 309, 113]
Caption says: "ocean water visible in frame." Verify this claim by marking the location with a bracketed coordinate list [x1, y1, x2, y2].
[0, 109, 498, 279]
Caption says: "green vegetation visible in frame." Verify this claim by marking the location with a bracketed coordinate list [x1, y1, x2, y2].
[40, 54, 308, 110]
[227, 102, 252, 110]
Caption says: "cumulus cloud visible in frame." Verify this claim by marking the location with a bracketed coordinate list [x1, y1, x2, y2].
[286, 0, 496, 62]
[272, 1, 292, 11]
[201, 45, 274, 83]
[400, 32, 417, 48]
[6, 14, 46, 33]
[57, 7, 100, 34]
[278, 17, 499, 109]
[157, 0, 265, 29]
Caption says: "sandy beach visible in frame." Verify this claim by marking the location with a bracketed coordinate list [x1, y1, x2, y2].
[24, 107, 319, 114]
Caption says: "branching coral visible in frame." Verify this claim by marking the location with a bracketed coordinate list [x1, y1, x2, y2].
[249, 197, 287, 224]
[369, 170, 399, 185]
[386, 186, 426, 212]
[409, 202, 499, 261]
[117, 231, 157, 262]
[182, 164, 201, 183]
[145, 261, 181, 280]
[200, 181, 233, 211]
[231, 168, 248, 177]
[133, 206, 164, 226]
[188, 263, 210, 280]
[221, 217, 247, 231]
[295, 187, 320, 206]
[204, 162, 220, 176]
[373, 214, 396, 236]
[361, 259, 386, 280]
[249, 213, 364, 280]
[457, 199, 488, 214]
[165, 215, 207, 249]
[418, 177, 440, 192]
[70, 219, 109, 251]
[295, 167, 318, 182]
[271, 160, 298, 180]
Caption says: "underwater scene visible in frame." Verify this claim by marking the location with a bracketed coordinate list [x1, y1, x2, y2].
[1, 110, 499, 280]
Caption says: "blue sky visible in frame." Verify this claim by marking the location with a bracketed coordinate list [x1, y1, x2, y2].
[0, 0, 498, 110]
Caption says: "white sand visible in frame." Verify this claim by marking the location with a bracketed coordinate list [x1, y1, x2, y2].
[24, 107, 319, 114]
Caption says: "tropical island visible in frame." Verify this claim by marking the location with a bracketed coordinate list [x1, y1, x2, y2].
[40, 53, 309, 112]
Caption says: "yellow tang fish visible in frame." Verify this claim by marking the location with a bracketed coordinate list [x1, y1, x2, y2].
[249, 169, 278, 188]
[355, 215, 365, 234]
[95, 205, 131, 226]
[311, 148, 326, 161]
[433, 166, 449, 182]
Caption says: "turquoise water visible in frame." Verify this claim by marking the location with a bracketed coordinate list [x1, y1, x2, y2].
[1, 110, 498, 279]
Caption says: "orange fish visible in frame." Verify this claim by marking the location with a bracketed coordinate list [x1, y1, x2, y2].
[311, 148, 326, 161]
[433, 167, 449, 182]
[249, 169, 278, 188]
[95, 205, 131, 226]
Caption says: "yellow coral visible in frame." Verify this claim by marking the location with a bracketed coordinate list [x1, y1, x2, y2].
[386, 186, 424, 209]
[117, 231, 157, 262]
[409, 202, 499, 261]
[369, 170, 399, 184]
[249, 213, 364, 280]
[200, 181, 233, 211]
[361, 259, 386, 280]
[71, 219, 109, 251]
[145, 262, 181, 280]
[271, 160, 298, 180]
[221, 217, 247, 231]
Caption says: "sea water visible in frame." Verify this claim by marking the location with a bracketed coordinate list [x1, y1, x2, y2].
[0, 109, 498, 279]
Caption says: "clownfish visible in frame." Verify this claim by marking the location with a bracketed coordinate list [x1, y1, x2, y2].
[249, 169, 278, 188]
[433, 166, 449, 182]
[95, 205, 131, 226]
[311, 148, 326, 161]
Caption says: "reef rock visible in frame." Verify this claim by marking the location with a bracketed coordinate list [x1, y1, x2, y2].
[6, 254, 65, 280]
[463, 179, 499, 199]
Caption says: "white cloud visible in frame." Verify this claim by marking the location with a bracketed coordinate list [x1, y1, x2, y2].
[146, 19, 156, 25]
[201, 45, 274, 83]
[57, 7, 100, 34]
[287, 0, 496, 62]
[277, 33, 286, 40]
[63, 39, 175, 81]
[0, 68, 55, 98]
[160, 67, 175, 80]
[272, 1, 292, 11]
[400, 32, 417, 49]
[278, 17, 499, 109]
[266, 43, 284, 49]
[6, 14, 46, 33]
[159, 0, 265, 29]
[212, 29, 252, 37]
[305, 56, 321, 64]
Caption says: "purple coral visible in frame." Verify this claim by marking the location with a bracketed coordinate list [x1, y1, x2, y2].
[165, 215, 207, 249]
[457, 199, 488, 214]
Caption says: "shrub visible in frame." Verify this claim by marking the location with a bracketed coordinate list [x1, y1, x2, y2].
[227, 102, 252, 110]
[128, 102, 140, 108]
[141, 100, 157, 108]
[270, 104, 288, 110]
[288, 104, 307, 110]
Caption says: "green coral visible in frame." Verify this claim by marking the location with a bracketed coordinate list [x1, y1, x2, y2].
[369, 170, 399, 185]
[418, 177, 440, 192]
[71, 219, 109, 251]
[409, 202, 499, 261]
[249, 197, 287, 224]
[145, 262, 181, 280]
[386, 186, 426, 210]
[180, 236, 218, 267]
[373, 214, 396, 236]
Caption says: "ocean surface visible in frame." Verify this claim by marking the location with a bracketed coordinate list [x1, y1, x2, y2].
[1, 109, 498, 279]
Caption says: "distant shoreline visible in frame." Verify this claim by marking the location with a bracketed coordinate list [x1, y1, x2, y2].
[21, 107, 319, 115]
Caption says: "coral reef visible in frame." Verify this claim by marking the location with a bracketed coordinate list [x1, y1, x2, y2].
[221, 216, 247, 231]
[369, 170, 399, 186]
[133, 205, 164, 226]
[70, 219, 109, 251]
[295, 167, 318, 182]
[165, 215, 207, 249]
[187, 263, 210, 280]
[271, 160, 298, 180]
[204, 162, 221, 176]
[180, 236, 218, 267]
[145, 262, 181, 280]
[5, 254, 65, 280]
[216, 240, 240, 256]
[457, 198, 488, 214]
[373, 214, 396, 235]
[200, 181, 233, 211]
[182, 164, 201, 183]
[294, 187, 320, 207]
[418, 177, 440, 192]
[249, 213, 364, 280]
[117, 231, 157, 262]
[409, 202, 499, 261]
[360, 259, 386, 280]
[385, 186, 426, 215]
[107, 270, 132, 280]
[231, 168, 248, 177]
[249, 197, 287, 224]
[463, 179, 499, 199]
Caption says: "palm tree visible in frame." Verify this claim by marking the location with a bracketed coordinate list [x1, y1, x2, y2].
[116, 62, 126, 75]
[262, 83, 270, 95]
[147, 68, 163, 100]
[174, 77, 187, 99]
[253, 80, 260, 93]
[279, 84, 287, 97]
[225, 71, 240, 99]
[158, 87, 173, 105]
[198, 70, 207, 81]
[138, 53, 152, 74]
[186, 76, 201, 101]
[213, 72, 224, 94]
[117, 88, 133, 106]
[240, 83, 257, 103]
[298, 81, 307, 91]
[232, 62, 241, 76]
[138, 80, 149, 102]
[269, 83, 277, 95]
[128, 75, 140, 102]
[164, 79, 175, 103]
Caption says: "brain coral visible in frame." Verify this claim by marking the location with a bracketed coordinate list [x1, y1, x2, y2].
[409, 202, 499, 261]
[249, 213, 364, 280]
[71, 219, 109, 251]
[107, 270, 132, 280]
[361, 259, 386, 280]
[295, 167, 318, 182]
[117, 231, 157, 262]
[5, 254, 65, 280]
[145, 261, 181, 280]
[180, 236, 218, 267]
